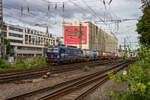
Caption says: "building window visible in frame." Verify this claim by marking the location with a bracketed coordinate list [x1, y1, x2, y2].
[25, 35, 28, 41]
[22, 54, 34, 56]
[4, 32, 7, 37]
[31, 30, 33, 34]
[3, 25, 7, 31]
[9, 33, 23, 38]
[36, 54, 42, 56]
[17, 46, 42, 51]
[17, 54, 23, 56]
[9, 26, 23, 32]
[9, 39, 23, 44]
[25, 29, 27, 33]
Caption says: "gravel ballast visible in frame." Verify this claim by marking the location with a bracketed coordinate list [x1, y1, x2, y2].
[0, 64, 111, 99]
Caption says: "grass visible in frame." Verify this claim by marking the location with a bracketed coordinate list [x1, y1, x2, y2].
[0, 57, 48, 70]
[83, 65, 89, 71]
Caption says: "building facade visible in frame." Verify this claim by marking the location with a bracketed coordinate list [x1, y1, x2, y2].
[3, 24, 58, 56]
[63, 21, 118, 53]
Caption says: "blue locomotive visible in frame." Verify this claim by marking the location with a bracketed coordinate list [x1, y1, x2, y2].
[46, 46, 83, 64]
[46, 46, 116, 64]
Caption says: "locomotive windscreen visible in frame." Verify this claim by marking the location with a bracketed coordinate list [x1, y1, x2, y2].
[47, 47, 58, 53]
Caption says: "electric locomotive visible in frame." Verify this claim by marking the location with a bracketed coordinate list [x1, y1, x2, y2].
[46, 46, 83, 64]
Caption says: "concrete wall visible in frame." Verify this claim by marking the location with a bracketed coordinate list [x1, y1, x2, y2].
[62, 21, 90, 49]
[4, 24, 58, 56]
[63, 21, 118, 53]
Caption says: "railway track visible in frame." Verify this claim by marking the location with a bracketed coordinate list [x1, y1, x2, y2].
[0, 59, 115, 83]
[6, 59, 134, 100]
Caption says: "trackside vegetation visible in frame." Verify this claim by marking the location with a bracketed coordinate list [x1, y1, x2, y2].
[83, 65, 89, 71]
[136, 2, 150, 46]
[108, 1, 150, 99]
[108, 46, 150, 100]
[0, 57, 48, 70]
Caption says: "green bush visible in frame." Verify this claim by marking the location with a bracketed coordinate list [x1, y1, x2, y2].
[122, 56, 128, 60]
[84, 65, 89, 71]
[0, 59, 13, 69]
[0, 56, 48, 70]
[109, 46, 150, 100]
[0, 63, 12, 69]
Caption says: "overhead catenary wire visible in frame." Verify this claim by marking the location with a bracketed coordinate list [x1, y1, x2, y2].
[80, 0, 106, 24]
[4, 1, 88, 28]
[3, 6, 57, 29]
[4, 0, 107, 25]
[67, 0, 99, 20]
[4, 0, 64, 22]
[4, 0, 138, 37]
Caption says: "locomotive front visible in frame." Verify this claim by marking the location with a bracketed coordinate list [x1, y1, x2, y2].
[46, 46, 59, 63]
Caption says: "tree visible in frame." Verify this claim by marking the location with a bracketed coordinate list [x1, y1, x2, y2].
[4, 39, 11, 56]
[141, 0, 150, 7]
[44, 41, 49, 47]
[136, 4, 150, 46]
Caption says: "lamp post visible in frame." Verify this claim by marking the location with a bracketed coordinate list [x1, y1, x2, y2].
[0, 0, 4, 59]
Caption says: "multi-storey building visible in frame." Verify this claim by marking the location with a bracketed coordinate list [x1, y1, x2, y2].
[3, 23, 58, 56]
[63, 21, 118, 53]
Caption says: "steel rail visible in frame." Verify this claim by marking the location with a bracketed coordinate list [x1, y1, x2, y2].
[6, 60, 130, 100]
[38, 62, 131, 100]
[75, 62, 134, 100]
[0, 60, 113, 83]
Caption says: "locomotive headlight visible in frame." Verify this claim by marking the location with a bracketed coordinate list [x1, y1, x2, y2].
[57, 55, 59, 58]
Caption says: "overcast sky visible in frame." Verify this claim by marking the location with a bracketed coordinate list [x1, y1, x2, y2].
[3, 0, 142, 49]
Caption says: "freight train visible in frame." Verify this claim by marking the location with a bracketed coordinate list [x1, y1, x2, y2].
[46, 21, 118, 64]
[46, 46, 115, 64]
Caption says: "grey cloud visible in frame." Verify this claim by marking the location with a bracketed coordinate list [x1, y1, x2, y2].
[4, 0, 107, 21]
[3, 0, 142, 46]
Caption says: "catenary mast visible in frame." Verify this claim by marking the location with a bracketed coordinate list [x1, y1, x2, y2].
[0, 0, 3, 58]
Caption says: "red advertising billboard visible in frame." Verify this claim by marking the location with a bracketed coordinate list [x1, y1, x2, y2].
[64, 26, 87, 44]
